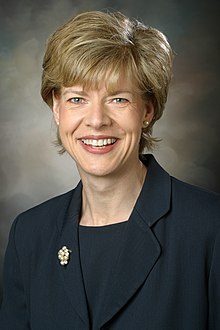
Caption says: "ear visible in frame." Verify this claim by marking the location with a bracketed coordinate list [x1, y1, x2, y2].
[52, 91, 60, 125]
[143, 99, 155, 124]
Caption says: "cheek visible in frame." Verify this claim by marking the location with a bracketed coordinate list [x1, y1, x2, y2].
[126, 113, 144, 133]
[58, 110, 82, 133]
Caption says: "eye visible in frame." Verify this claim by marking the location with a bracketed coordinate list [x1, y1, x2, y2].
[68, 97, 85, 104]
[112, 98, 128, 104]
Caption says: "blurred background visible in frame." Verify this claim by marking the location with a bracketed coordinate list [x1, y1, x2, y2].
[0, 0, 220, 302]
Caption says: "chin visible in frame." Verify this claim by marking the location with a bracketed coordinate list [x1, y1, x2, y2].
[78, 163, 119, 178]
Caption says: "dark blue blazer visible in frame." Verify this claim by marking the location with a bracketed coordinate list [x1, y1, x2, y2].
[1, 155, 220, 329]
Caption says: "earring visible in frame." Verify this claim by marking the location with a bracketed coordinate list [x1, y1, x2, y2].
[143, 120, 149, 128]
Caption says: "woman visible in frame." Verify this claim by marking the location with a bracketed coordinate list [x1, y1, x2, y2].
[0, 10, 220, 330]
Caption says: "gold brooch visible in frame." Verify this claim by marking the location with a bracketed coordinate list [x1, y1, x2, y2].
[58, 246, 72, 266]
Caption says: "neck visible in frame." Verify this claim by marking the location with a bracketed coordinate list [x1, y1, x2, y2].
[79, 160, 147, 226]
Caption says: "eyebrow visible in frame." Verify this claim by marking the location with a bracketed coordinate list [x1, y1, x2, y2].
[63, 89, 87, 96]
[62, 89, 134, 96]
[108, 90, 133, 96]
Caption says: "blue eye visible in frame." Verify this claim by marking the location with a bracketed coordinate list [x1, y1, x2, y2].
[113, 98, 128, 103]
[69, 97, 84, 103]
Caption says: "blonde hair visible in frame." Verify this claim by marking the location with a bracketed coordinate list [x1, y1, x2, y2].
[41, 11, 173, 153]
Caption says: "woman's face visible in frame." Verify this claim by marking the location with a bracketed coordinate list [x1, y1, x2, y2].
[52, 75, 154, 179]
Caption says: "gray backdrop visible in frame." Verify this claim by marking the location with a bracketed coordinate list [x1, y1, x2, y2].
[0, 0, 220, 301]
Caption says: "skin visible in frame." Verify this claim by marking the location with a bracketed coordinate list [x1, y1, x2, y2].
[53, 75, 154, 226]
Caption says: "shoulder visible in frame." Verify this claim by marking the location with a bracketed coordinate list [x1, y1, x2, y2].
[10, 184, 81, 245]
[140, 154, 220, 229]
[170, 176, 220, 229]
[171, 176, 220, 207]
[16, 188, 74, 223]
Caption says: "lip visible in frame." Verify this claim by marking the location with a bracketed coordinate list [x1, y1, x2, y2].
[79, 135, 118, 140]
[78, 135, 118, 154]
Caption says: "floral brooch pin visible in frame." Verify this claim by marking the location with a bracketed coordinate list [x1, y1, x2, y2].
[58, 246, 72, 266]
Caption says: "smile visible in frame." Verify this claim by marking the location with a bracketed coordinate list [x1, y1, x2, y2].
[81, 138, 117, 147]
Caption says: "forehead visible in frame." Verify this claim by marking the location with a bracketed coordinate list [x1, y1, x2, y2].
[62, 71, 140, 94]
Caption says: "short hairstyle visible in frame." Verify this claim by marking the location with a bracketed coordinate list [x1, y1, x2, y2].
[41, 11, 174, 153]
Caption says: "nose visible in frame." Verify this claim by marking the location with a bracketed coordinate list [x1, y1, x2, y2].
[84, 102, 112, 129]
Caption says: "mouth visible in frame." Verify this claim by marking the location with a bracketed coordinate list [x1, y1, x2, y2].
[81, 138, 117, 148]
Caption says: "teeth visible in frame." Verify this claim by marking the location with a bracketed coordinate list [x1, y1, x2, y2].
[82, 138, 116, 147]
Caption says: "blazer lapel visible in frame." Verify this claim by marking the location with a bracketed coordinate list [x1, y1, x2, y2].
[98, 210, 161, 327]
[99, 155, 171, 327]
[56, 183, 90, 327]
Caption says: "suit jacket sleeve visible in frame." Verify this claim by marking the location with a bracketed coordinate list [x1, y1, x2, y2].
[209, 227, 220, 329]
[0, 216, 30, 329]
